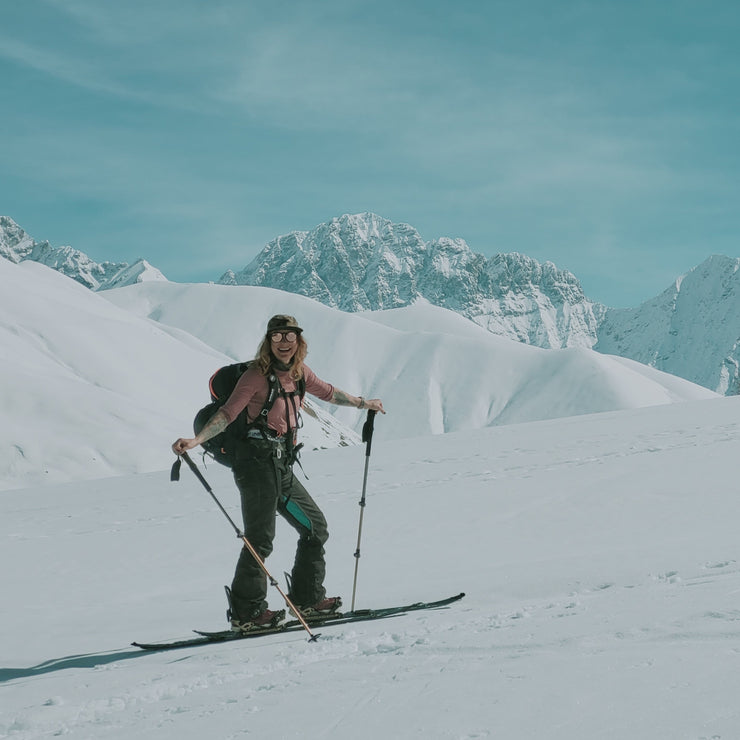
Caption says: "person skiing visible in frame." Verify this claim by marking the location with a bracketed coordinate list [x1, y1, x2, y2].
[172, 314, 385, 632]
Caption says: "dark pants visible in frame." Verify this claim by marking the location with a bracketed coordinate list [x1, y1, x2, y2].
[230, 439, 328, 620]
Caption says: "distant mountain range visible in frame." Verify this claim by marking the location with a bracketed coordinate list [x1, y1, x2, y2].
[2, 213, 738, 396]
[221, 213, 739, 396]
[0, 216, 166, 291]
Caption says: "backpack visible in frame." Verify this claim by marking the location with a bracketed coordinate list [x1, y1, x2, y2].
[193, 361, 306, 468]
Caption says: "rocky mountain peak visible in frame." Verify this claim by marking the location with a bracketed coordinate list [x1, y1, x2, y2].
[220, 212, 602, 347]
[0, 217, 37, 263]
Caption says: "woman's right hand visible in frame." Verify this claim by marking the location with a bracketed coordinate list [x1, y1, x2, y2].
[172, 437, 198, 455]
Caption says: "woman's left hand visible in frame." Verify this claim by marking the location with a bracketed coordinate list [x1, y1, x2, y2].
[364, 398, 386, 414]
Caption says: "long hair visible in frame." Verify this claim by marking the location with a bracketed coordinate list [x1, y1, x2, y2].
[255, 332, 307, 380]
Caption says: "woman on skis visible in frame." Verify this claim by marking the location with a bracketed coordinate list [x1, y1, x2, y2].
[172, 314, 384, 631]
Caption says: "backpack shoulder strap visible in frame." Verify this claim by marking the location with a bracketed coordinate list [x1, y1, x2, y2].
[259, 371, 281, 420]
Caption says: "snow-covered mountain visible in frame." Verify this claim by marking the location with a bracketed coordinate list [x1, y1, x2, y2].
[597, 255, 740, 396]
[4, 232, 740, 740]
[104, 280, 716, 441]
[221, 212, 739, 395]
[6, 213, 738, 396]
[219, 212, 606, 349]
[0, 216, 167, 290]
[0, 215, 35, 261]
[0, 256, 716, 489]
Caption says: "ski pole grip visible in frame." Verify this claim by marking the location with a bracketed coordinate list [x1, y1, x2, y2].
[362, 409, 377, 456]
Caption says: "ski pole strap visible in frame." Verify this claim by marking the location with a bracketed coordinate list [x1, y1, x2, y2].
[362, 409, 377, 457]
[170, 456, 182, 481]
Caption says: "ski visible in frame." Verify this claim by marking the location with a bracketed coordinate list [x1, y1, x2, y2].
[132, 592, 465, 651]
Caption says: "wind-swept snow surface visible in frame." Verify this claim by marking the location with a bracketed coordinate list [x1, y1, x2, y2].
[104, 281, 716, 440]
[2, 396, 740, 739]
[1, 257, 738, 738]
[0, 260, 355, 491]
[0, 257, 716, 491]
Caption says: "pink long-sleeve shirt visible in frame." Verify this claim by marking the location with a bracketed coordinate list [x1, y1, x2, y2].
[220, 364, 334, 436]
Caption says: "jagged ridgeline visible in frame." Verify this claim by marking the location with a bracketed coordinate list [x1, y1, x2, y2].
[217, 213, 740, 396]
[0, 216, 165, 291]
[2, 213, 739, 395]
[218, 213, 607, 350]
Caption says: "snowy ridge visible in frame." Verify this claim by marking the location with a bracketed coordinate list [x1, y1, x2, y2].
[104, 281, 715, 441]
[0, 259, 356, 490]
[598, 255, 740, 395]
[97, 259, 168, 290]
[0, 258, 715, 489]
[0, 215, 35, 262]
[219, 213, 740, 394]
[5, 213, 739, 395]
[220, 212, 739, 394]
[0, 216, 167, 290]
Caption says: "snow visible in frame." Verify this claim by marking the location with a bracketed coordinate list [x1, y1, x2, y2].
[3, 258, 740, 738]
[3, 396, 740, 739]
[102, 279, 716, 443]
[0, 260, 356, 491]
[597, 254, 740, 395]
[97, 259, 168, 291]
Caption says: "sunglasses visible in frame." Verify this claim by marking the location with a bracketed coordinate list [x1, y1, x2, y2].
[270, 330, 299, 343]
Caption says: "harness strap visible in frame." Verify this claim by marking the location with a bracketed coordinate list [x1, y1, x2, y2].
[280, 385, 304, 464]
[244, 370, 305, 465]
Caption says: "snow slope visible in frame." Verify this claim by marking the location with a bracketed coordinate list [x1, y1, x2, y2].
[0, 258, 715, 490]
[104, 282, 716, 442]
[0, 259, 355, 491]
[2, 395, 740, 739]
[2, 256, 739, 738]
[6, 213, 738, 396]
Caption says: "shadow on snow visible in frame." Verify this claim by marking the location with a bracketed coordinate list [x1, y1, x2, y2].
[0, 647, 160, 683]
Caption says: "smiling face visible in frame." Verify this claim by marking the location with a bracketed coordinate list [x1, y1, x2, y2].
[269, 330, 300, 364]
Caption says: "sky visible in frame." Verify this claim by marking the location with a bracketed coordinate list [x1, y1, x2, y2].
[1, 0, 739, 308]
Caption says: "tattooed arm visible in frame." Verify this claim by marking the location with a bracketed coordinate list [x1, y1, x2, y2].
[172, 409, 230, 455]
[330, 388, 385, 414]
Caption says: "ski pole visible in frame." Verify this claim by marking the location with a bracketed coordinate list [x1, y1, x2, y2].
[171, 452, 319, 642]
[350, 409, 377, 612]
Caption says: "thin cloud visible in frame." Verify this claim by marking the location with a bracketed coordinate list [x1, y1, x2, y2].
[0, 36, 136, 99]
[2, 0, 739, 307]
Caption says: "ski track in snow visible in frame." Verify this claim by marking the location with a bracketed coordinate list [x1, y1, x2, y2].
[3, 254, 740, 739]
[2, 390, 740, 738]
[4, 562, 740, 739]
[406, 417, 739, 490]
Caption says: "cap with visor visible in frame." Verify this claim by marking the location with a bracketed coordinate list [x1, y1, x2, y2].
[266, 315, 303, 336]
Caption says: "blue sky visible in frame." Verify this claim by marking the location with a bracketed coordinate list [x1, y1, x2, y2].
[2, 0, 739, 307]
